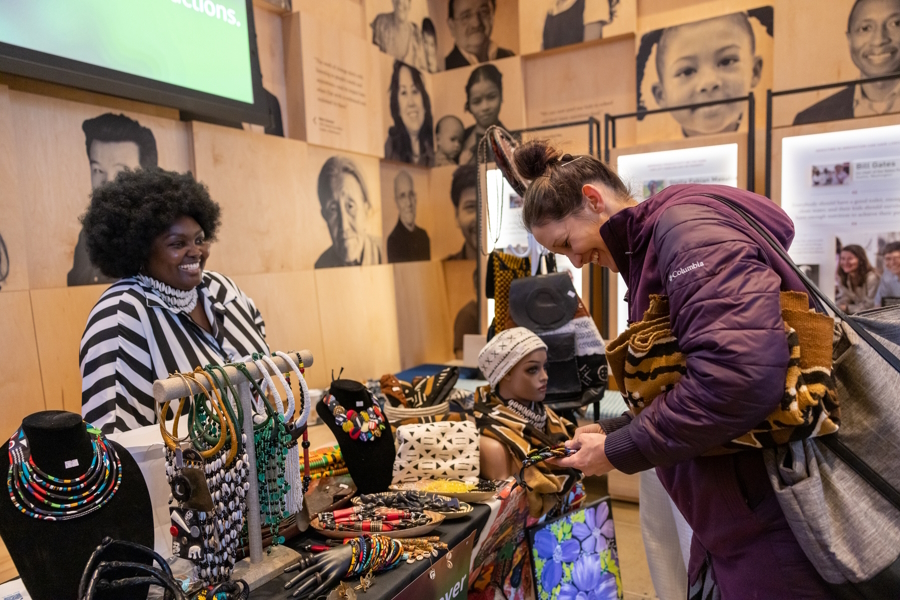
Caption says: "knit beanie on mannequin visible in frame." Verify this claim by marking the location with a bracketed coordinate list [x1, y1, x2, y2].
[478, 327, 548, 390]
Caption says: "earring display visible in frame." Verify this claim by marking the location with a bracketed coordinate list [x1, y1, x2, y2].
[7, 422, 121, 521]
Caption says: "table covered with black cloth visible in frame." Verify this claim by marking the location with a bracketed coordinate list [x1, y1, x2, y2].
[253, 503, 491, 599]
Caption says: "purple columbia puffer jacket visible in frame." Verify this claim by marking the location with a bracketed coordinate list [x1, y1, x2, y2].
[598, 184, 834, 599]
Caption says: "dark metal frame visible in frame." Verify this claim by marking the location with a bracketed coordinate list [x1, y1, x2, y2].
[765, 73, 900, 198]
[604, 93, 756, 192]
[0, 0, 269, 125]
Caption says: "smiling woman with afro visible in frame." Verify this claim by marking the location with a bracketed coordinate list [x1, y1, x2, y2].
[79, 167, 270, 434]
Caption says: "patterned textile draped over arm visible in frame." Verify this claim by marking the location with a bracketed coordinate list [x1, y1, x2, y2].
[611, 204, 791, 470]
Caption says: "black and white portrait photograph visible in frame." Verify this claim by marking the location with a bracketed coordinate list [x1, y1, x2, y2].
[429, 164, 479, 261]
[381, 163, 432, 263]
[311, 150, 384, 269]
[431, 55, 526, 166]
[366, 0, 439, 73]
[382, 58, 436, 166]
[518, 0, 636, 54]
[425, 0, 519, 71]
[791, 0, 900, 125]
[69, 113, 159, 287]
[635, 7, 773, 142]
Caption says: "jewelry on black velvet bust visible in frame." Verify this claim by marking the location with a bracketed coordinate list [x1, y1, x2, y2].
[136, 273, 199, 313]
[324, 394, 386, 441]
[7, 423, 121, 521]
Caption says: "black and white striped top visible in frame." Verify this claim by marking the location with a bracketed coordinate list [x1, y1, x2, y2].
[80, 271, 268, 434]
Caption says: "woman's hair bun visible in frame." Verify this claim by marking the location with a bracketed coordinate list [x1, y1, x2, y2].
[513, 140, 561, 181]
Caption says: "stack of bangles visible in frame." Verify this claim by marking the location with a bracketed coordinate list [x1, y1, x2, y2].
[343, 535, 404, 578]
[317, 506, 430, 532]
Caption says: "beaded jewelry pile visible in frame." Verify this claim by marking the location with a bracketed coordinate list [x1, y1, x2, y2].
[316, 504, 431, 532]
[7, 423, 121, 521]
[161, 368, 249, 585]
[324, 394, 386, 441]
[343, 535, 405, 577]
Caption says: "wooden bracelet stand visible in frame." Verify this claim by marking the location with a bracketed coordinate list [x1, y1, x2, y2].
[151, 350, 314, 590]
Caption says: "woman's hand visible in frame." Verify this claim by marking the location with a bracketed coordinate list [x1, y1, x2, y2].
[549, 432, 615, 477]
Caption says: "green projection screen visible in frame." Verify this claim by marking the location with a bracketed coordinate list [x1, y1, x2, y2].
[0, 0, 267, 124]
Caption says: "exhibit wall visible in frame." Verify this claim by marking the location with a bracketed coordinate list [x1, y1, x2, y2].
[1, 0, 898, 578]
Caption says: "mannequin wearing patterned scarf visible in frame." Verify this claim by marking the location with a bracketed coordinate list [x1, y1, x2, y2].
[475, 328, 580, 517]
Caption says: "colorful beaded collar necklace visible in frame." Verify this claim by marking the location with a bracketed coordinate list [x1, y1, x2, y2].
[7, 423, 121, 521]
[324, 394, 386, 441]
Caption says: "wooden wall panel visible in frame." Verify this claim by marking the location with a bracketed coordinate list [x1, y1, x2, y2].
[429, 165, 475, 261]
[634, 2, 774, 144]
[0, 86, 27, 293]
[191, 121, 318, 276]
[293, 0, 367, 38]
[432, 56, 527, 165]
[523, 37, 637, 151]
[379, 162, 434, 262]
[30, 285, 107, 415]
[253, 5, 290, 137]
[519, 0, 636, 56]
[314, 265, 402, 382]
[392, 261, 453, 367]
[283, 12, 385, 157]
[305, 144, 384, 269]
[0, 292, 45, 440]
[230, 271, 329, 389]
[442, 259, 478, 357]
[425, 0, 520, 61]
[10, 91, 192, 289]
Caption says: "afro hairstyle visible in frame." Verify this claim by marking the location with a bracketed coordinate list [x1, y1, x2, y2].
[80, 168, 221, 279]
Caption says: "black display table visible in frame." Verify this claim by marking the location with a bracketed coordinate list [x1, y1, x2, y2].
[253, 504, 491, 599]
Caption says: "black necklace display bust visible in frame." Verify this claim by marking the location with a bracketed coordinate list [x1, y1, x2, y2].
[0, 411, 154, 600]
[316, 379, 395, 494]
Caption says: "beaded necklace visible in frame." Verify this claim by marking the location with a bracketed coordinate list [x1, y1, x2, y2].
[324, 394, 386, 441]
[7, 423, 121, 521]
[135, 273, 199, 313]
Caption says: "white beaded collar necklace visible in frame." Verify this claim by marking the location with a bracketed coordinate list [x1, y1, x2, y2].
[136, 273, 199, 313]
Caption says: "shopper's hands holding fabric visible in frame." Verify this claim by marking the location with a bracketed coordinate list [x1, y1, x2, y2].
[550, 432, 614, 477]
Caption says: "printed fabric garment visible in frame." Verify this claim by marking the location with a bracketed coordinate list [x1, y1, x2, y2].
[485, 251, 530, 335]
[473, 387, 579, 517]
[605, 293, 839, 453]
[80, 271, 268, 434]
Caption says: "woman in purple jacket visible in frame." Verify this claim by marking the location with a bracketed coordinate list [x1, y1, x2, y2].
[514, 141, 832, 599]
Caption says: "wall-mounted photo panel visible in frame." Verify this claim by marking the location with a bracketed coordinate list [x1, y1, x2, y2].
[610, 134, 744, 336]
[442, 258, 478, 358]
[0, 292, 45, 437]
[8, 91, 192, 290]
[365, 0, 439, 73]
[635, 6, 773, 144]
[425, 0, 519, 71]
[0, 86, 26, 293]
[431, 55, 526, 167]
[283, 12, 384, 157]
[306, 144, 384, 270]
[191, 122, 319, 276]
[379, 54, 437, 166]
[380, 162, 433, 263]
[430, 164, 479, 261]
[293, 0, 368, 38]
[518, 0, 636, 55]
[252, 5, 289, 137]
[775, 0, 900, 127]
[778, 119, 900, 308]
[524, 36, 637, 152]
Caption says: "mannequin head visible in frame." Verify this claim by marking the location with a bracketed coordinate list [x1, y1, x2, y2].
[497, 348, 549, 403]
[478, 327, 549, 402]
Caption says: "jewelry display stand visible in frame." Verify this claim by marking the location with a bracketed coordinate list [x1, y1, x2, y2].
[151, 350, 314, 590]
